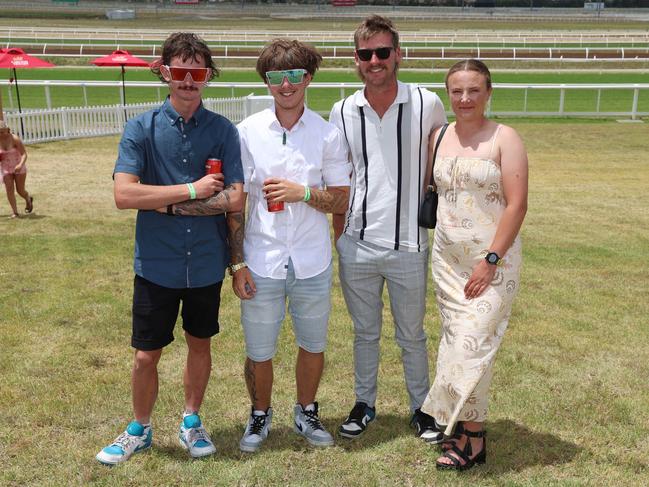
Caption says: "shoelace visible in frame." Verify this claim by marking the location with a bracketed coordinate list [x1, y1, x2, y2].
[113, 431, 140, 450]
[302, 409, 324, 431]
[187, 426, 210, 445]
[249, 415, 267, 435]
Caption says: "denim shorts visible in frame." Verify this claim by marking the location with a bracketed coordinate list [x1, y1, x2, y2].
[241, 259, 333, 362]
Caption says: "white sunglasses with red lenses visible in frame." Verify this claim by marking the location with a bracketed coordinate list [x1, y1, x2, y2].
[162, 65, 211, 83]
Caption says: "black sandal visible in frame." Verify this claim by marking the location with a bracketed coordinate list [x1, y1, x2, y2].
[435, 429, 486, 471]
[440, 421, 464, 451]
[25, 195, 33, 213]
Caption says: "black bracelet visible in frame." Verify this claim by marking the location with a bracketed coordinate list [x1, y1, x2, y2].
[167, 204, 174, 216]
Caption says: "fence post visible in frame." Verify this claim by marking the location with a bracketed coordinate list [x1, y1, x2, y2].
[596, 89, 601, 113]
[61, 107, 69, 140]
[523, 87, 528, 113]
[44, 81, 52, 109]
[631, 86, 639, 120]
[559, 85, 565, 115]
[83, 83, 88, 106]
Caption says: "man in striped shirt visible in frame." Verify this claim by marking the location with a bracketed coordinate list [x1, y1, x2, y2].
[329, 15, 447, 442]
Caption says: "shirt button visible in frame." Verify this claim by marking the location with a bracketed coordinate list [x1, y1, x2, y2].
[179, 117, 184, 122]
[183, 134, 187, 138]
[183, 159, 187, 163]
[187, 229, 191, 233]
[187, 251, 191, 256]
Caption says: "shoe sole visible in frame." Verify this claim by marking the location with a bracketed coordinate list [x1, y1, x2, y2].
[421, 432, 445, 444]
[294, 424, 334, 447]
[96, 444, 151, 465]
[338, 429, 363, 439]
[239, 440, 262, 453]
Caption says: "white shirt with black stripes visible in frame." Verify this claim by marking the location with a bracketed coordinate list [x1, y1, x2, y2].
[329, 81, 447, 253]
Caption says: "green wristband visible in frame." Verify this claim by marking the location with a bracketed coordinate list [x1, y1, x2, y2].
[187, 182, 196, 200]
[303, 186, 311, 202]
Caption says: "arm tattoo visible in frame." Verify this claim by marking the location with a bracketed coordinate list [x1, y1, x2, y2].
[173, 185, 234, 216]
[226, 211, 245, 264]
[307, 187, 349, 214]
[244, 359, 258, 404]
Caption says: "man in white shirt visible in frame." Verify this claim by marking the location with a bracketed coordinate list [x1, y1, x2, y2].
[228, 39, 351, 453]
[329, 15, 447, 442]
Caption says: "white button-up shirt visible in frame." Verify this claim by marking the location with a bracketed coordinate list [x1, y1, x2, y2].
[238, 106, 351, 279]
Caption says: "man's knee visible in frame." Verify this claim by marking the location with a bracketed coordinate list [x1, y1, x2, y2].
[185, 332, 211, 354]
[133, 349, 162, 370]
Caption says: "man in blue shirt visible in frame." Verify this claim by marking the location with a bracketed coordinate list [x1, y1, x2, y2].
[97, 33, 244, 465]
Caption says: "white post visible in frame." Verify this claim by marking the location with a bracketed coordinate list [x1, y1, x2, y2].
[523, 87, 528, 113]
[44, 81, 52, 109]
[559, 85, 565, 115]
[631, 86, 639, 121]
[61, 107, 69, 140]
[596, 89, 601, 113]
[83, 84, 88, 106]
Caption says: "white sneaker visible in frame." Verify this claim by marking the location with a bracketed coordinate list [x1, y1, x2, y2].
[293, 402, 334, 447]
[239, 407, 273, 453]
[178, 413, 216, 458]
[96, 421, 152, 465]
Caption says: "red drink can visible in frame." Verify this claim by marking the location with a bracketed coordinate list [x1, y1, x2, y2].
[267, 200, 284, 212]
[205, 158, 222, 174]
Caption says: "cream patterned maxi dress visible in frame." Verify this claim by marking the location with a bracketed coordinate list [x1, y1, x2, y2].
[421, 125, 522, 436]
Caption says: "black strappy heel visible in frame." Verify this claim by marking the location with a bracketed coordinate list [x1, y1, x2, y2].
[440, 421, 464, 451]
[435, 428, 486, 471]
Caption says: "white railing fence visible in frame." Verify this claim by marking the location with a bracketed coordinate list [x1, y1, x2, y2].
[2, 95, 269, 144]
[3, 81, 648, 144]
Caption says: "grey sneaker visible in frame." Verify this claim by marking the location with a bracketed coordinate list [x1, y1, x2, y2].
[239, 407, 272, 453]
[293, 402, 334, 447]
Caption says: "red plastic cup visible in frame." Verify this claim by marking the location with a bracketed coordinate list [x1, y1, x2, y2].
[205, 158, 222, 174]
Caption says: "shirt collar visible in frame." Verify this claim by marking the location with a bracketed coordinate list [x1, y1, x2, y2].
[161, 96, 205, 127]
[354, 80, 409, 108]
[266, 104, 310, 131]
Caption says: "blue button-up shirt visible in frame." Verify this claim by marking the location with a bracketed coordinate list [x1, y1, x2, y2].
[115, 98, 243, 289]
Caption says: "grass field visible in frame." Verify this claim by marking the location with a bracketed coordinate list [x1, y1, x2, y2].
[2, 67, 649, 116]
[1, 121, 648, 486]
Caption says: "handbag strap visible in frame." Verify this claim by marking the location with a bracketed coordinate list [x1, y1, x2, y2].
[428, 123, 449, 190]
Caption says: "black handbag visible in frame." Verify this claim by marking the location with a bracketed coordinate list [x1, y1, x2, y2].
[418, 123, 449, 229]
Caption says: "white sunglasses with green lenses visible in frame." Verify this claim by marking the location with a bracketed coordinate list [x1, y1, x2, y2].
[265, 69, 307, 86]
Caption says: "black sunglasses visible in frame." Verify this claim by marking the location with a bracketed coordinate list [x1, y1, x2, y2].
[356, 47, 394, 62]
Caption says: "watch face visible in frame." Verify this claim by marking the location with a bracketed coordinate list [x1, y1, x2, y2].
[487, 253, 499, 264]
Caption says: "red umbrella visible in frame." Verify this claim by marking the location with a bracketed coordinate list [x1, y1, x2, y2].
[0, 47, 55, 135]
[91, 50, 149, 108]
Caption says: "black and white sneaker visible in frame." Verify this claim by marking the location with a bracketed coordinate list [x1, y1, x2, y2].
[410, 408, 443, 444]
[338, 402, 376, 439]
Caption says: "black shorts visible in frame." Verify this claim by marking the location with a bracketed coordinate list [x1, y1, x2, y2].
[131, 275, 222, 351]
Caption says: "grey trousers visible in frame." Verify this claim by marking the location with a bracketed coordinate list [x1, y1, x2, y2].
[336, 234, 430, 412]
